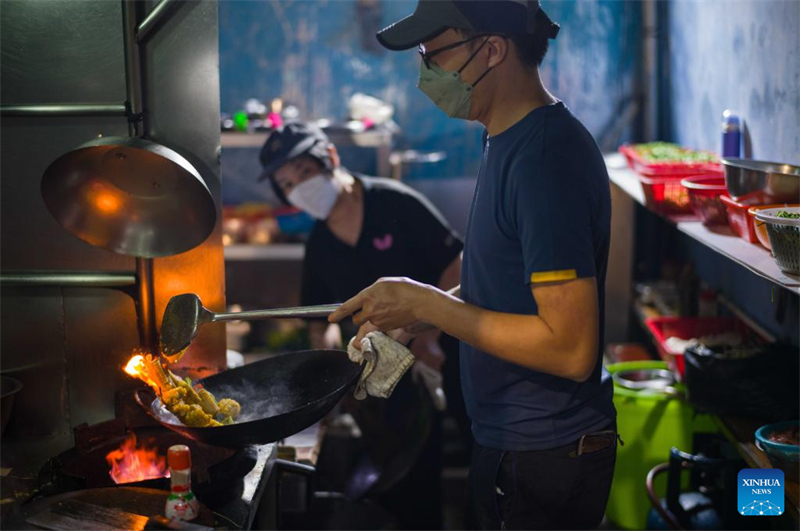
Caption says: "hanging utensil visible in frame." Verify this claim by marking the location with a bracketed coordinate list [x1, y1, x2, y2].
[41, 136, 216, 258]
[38, 0, 216, 259]
[159, 293, 341, 359]
[27, 1, 218, 353]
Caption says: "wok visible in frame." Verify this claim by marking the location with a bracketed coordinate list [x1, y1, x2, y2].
[135, 349, 361, 448]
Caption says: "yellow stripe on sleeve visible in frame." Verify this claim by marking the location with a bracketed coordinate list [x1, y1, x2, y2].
[529, 269, 578, 284]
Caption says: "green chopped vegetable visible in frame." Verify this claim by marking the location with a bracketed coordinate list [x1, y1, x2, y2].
[632, 142, 717, 163]
[776, 211, 800, 219]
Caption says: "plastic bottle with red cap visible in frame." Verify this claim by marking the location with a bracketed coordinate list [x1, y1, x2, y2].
[165, 445, 199, 521]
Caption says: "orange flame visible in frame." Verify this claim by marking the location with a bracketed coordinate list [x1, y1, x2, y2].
[123, 352, 162, 391]
[106, 432, 169, 484]
[125, 354, 145, 377]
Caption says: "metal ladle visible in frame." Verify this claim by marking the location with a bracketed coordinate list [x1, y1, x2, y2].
[160, 293, 341, 359]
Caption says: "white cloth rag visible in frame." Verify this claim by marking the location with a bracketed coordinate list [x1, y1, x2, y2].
[347, 331, 414, 400]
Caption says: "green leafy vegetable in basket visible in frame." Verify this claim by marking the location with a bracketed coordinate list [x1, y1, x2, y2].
[632, 142, 717, 163]
[763, 211, 800, 276]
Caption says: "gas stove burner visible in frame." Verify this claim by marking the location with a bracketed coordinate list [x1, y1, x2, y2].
[40, 426, 258, 505]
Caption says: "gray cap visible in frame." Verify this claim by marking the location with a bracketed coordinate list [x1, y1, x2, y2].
[376, 0, 559, 51]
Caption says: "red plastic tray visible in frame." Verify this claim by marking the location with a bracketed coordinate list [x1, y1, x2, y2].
[619, 144, 723, 177]
[644, 316, 756, 379]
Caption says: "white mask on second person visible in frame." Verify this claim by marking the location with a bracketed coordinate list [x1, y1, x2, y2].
[287, 174, 342, 220]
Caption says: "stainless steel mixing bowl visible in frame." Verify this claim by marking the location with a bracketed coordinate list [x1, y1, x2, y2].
[722, 158, 800, 203]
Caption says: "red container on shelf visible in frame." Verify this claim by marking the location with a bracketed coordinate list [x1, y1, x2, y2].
[619, 145, 723, 176]
[681, 175, 729, 226]
[619, 145, 724, 217]
[720, 195, 762, 244]
[644, 316, 754, 379]
[639, 175, 695, 215]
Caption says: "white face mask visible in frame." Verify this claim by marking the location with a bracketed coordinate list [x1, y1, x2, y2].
[287, 174, 341, 220]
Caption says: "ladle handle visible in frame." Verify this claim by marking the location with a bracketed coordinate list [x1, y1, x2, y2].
[211, 303, 342, 322]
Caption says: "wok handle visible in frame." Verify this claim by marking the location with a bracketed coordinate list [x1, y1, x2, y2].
[211, 303, 342, 322]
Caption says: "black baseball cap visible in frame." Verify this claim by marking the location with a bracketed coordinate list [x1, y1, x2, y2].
[376, 0, 559, 51]
[258, 121, 334, 205]
[258, 121, 333, 183]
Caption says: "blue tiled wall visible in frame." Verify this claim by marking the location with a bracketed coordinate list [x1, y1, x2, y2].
[219, 0, 641, 204]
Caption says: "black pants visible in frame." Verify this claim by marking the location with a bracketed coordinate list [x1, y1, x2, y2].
[466, 427, 617, 530]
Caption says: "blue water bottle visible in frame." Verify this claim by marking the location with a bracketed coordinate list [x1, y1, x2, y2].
[721, 110, 742, 158]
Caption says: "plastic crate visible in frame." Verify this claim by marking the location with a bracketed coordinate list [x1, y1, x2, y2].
[681, 175, 729, 226]
[644, 316, 754, 380]
[619, 144, 723, 177]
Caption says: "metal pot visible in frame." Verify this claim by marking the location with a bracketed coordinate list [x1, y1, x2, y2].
[722, 158, 800, 203]
[612, 368, 677, 392]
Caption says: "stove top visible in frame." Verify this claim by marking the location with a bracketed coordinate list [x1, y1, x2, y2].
[1, 415, 277, 530]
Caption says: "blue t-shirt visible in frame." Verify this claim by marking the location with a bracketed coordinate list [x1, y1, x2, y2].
[460, 101, 616, 451]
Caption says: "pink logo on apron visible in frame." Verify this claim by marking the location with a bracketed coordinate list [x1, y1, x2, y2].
[373, 233, 393, 251]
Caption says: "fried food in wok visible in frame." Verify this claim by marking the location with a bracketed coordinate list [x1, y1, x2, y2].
[127, 354, 240, 427]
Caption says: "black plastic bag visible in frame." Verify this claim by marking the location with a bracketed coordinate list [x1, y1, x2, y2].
[684, 342, 799, 421]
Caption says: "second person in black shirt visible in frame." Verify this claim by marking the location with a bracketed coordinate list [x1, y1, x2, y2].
[257, 121, 466, 529]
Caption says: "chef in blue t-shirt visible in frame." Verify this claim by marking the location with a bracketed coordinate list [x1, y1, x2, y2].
[330, 1, 619, 529]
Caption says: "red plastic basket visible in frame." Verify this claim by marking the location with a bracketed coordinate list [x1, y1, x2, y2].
[639, 175, 695, 215]
[720, 195, 760, 243]
[681, 176, 729, 226]
[619, 144, 723, 177]
[644, 316, 756, 379]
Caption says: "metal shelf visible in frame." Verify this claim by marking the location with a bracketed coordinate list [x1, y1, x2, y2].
[605, 153, 800, 294]
[223, 243, 305, 261]
[630, 293, 799, 521]
[220, 132, 270, 148]
[221, 128, 394, 176]
[220, 128, 392, 149]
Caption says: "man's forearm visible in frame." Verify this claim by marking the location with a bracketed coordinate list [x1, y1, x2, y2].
[418, 289, 592, 381]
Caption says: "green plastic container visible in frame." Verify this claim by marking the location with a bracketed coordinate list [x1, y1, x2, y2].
[605, 361, 717, 530]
